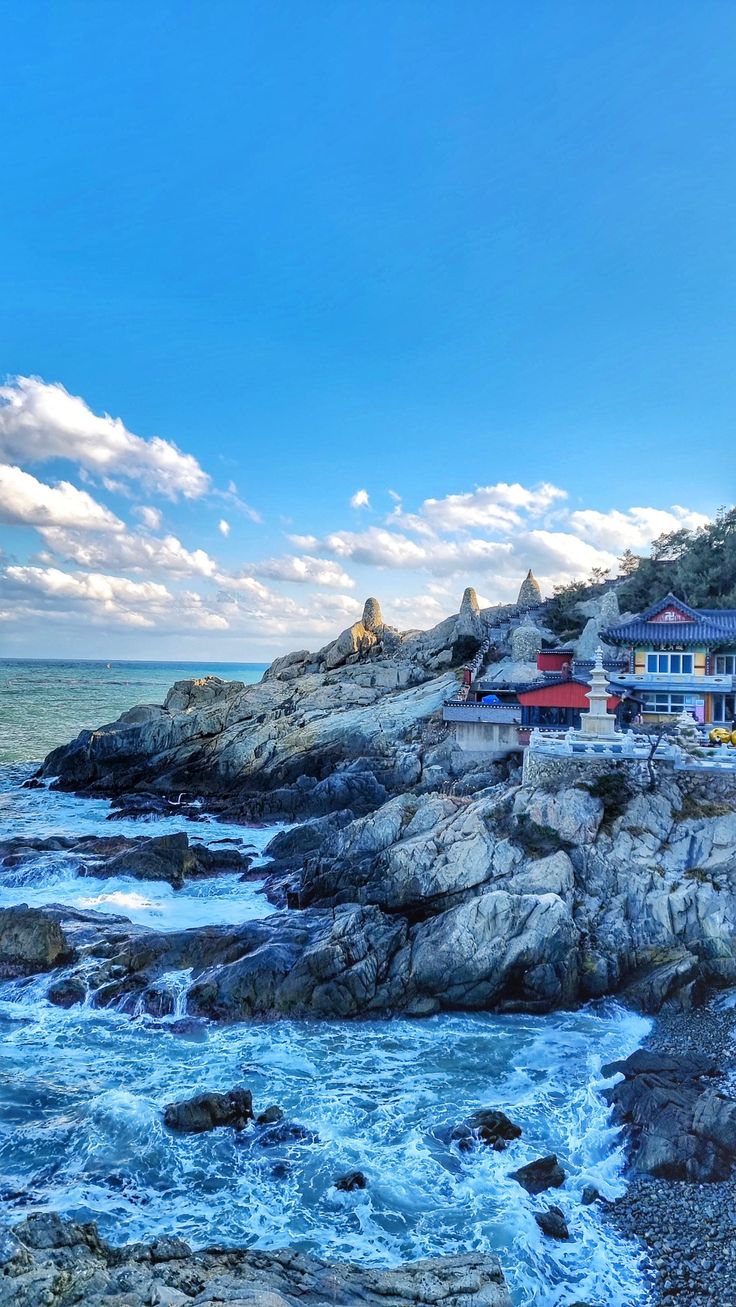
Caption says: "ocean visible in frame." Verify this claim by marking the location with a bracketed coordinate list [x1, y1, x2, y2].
[0, 658, 649, 1305]
[0, 658, 267, 764]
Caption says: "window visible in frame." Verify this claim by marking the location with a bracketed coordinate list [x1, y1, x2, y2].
[713, 694, 736, 723]
[645, 652, 693, 674]
[641, 693, 685, 714]
[715, 654, 736, 675]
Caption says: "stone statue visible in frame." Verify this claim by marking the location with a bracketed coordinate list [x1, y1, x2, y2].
[362, 597, 383, 632]
[511, 612, 542, 663]
[517, 570, 542, 608]
[455, 586, 481, 638]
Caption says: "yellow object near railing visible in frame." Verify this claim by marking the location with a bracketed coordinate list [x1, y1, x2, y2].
[709, 727, 735, 745]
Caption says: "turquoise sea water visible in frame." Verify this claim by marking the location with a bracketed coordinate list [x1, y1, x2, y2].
[0, 659, 267, 764]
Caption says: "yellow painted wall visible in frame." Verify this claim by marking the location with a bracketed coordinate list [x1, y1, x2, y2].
[634, 644, 708, 673]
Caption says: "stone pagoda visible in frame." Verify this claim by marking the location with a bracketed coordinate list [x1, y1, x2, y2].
[517, 569, 542, 608]
[579, 646, 619, 737]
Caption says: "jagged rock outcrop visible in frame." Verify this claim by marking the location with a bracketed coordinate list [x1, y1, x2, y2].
[603, 1049, 736, 1181]
[14, 764, 735, 1022]
[36, 595, 537, 818]
[0, 1213, 512, 1307]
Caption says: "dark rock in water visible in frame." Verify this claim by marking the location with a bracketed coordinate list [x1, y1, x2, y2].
[97, 832, 251, 889]
[0, 907, 72, 978]
[335, 1170, 368, 1192]
[251, 1120, 318, 1148]
[107, 793, 206, 822]
[534, 1205, 569, 1239]
[270, 1160, 292, 1179]
[510, 1154, 566, 1194]
[47, 977, 86, 1008]
[20, 777, 43, 790]
[163, 1088, 253, 1133]
[581, 1184, 601, 1206]
[450, 1108, 522, 1152]
[603, 1048, 736, 1181]
[166, 1018, 208, 1041]
[1, 1213, 513, 1306]
[255, 1105, 283, 1126]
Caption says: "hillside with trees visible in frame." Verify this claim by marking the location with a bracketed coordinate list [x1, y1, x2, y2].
[546, 506, 736, 640]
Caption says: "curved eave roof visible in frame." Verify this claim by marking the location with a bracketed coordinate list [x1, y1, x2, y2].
[602, 619, 736, 646]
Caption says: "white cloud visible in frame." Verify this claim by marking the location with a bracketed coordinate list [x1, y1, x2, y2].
[249, 554, 355, 588]
[134, 506, 163, 531]
[218, 518, 231, 537]
[393, 481, 567, 533]
[565, 505, 709, 552]
[313, 525, 514, 575]
[350, 488, 370, 509]
[39, 527, 218, 578]
[0, 376, 210, 499]
[2, 565, 228, 633]
[0, 463, 123, 531]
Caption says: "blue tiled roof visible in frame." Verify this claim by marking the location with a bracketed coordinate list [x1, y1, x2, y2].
[602, 593, 736, 646]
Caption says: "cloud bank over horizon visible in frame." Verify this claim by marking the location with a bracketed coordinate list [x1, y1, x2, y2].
[0, 376, 712, 658]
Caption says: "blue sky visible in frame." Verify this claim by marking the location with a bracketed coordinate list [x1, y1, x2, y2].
[0, 2, 733, 658]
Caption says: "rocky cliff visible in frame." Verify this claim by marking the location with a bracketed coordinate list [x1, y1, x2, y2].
[28, 599, 736, 1022]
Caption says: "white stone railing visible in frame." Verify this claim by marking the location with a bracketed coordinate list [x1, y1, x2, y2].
[527, 728, 736, 772]
[527, 728, 675, 760]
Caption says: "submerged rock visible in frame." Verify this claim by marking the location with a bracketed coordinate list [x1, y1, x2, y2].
[509, 1154, 566, 1194]
[450, 1109, 522, 1152]
[335, 1170, 368, 1191]
[163, 1087, 254, 1133]
[47, 976, 86, 1008]
[0, 1214, 513, 1307]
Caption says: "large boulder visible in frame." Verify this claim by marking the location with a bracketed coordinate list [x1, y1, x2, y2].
[0, 907, 72, 977]
[163, 1087, 254, 1133]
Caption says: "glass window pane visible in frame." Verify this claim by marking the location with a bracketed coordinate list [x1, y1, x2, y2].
[647, 654, 657, 672]
[683, 654, 693, 673]
[658, 655, 668, 672]
[716, 657, 725, 674]
[670, 654, 681, 673]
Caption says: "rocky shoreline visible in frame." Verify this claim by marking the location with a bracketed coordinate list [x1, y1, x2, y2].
[607, 997, 736, 1306]
[4, 592, 736, 1304]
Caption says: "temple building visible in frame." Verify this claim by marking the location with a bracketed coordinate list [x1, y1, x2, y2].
[602, 593, 736, 726]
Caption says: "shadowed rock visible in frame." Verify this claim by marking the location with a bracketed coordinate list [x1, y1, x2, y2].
[163, 1087, 253, 1133]
[509, 1154, 566, 1194]
[603, 1049, 736, 1181]
[450, 1109, 522, 1152]
[534, 1206, 569, 1239]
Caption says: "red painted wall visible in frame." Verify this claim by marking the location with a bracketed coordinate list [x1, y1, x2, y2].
[537, 652, 572, 671]
[517, 682, 620, 709]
